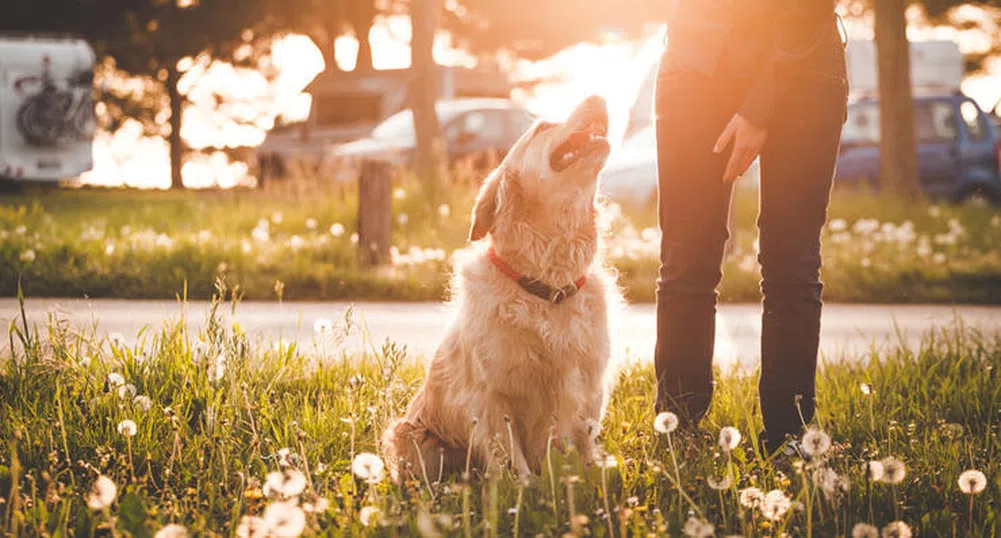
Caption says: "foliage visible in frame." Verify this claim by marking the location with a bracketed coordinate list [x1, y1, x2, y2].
[1, 290, 1000, 536]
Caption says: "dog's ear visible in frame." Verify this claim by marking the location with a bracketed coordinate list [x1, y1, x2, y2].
[468, 170, 503, 242]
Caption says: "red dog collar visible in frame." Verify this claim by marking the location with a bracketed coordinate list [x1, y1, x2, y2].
[488, 247, 587, 304]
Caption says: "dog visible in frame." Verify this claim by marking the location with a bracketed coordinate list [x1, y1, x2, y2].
[382, 96, 621, 481]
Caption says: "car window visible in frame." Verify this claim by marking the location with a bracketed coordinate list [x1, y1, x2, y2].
[446, 110, 509, 144]
[842, 101, 959, 145]
[960, 100, 988, 142]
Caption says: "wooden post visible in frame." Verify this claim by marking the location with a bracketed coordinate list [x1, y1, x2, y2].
[357, 160, 392, 266]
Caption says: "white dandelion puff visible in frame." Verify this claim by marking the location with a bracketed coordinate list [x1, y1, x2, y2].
[881, 520, 912, 538]
[438, 204, 451, 218]
[313, 318, 333, 334]
[19, 249, 36, 263]
[86, 475, 118, 510]
[958, 469, 987, 495]
[682, 516, 714, 538]
[852, 523, 879, 538]
[209, 354, 226, 383]
[235, 516, 269, 538]
[595, 453, 618, 469]
[117, 419, 137, 437]
[263, 469, 308, 498]
[108, 333, 126, 347]
[739, 487, 765, 509]
[880, 457, 906, 485]
[329, 223, 345, 237]
[271, 211, 284, 225]
[106, 372, 125, 388]
[154, 524, 189, 538]
[718, 426, 741, 451]
[761, 489, 791, 521]
[801, 428, 831, 457]
[867, 460, 885, 482]
[359, 505, 381, 527]
[860, 383, 872, 395]
[263, 501, 306, 538]
[393, 187, 406, 200]
[302, 496, 330, 513]
[397, 213, 409, 225]
[653, 411, 679, 434]
[351, 452, 385, 484]
[117, 383, 137, 400]
[707, 473, 732, 490]
[134, 395, 153, 412]
[305, 218, 318, 230]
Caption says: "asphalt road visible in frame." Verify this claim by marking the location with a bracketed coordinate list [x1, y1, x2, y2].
[4, 299, 1000, 369]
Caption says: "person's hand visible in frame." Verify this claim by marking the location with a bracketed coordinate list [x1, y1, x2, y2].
[714, 114, 768, 183]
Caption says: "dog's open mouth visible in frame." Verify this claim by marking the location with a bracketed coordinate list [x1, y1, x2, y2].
[549, 117, 609, 172]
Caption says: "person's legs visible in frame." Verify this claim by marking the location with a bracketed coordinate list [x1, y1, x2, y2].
[654, 56, 744, 424]
[756, 57, 848, 448]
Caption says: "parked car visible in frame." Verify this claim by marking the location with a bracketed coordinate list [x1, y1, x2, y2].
[836, 94, 1001, 203]
[328, 98, 536, 168]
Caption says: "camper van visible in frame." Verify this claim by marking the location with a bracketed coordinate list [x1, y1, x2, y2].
[0, 35, 96, 182]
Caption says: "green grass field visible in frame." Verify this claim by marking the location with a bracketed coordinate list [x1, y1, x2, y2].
[1, 289, 1000, 536]
[2, 180, 1001, 303]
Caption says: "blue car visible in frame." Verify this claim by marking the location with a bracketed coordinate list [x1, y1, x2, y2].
[836, 94, 1001, 204]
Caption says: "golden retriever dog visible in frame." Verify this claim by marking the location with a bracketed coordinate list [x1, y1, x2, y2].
[382, 95, 621, 481]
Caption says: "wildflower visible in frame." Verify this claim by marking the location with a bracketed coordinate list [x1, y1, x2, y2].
[880, 457, 906, 485]
[313, 318, 333, 334]
[117, 420, 137, 437]
[801, 428, 831, 457]
[276, 448, 295, 468]
[595, 453, 618, 469]
[359, 505, 381, 527]
[816, 467, 849, 498]
[707, 473, 732, 490]
[209, 354, 226, 383]
[739, 487, 765, 509]
[263, 469, 308, 498]
[154, 524, 189, 538]
[761, 489, 791, 521]
[881, 520, 912, 538]
[852, 523, 879, 538]
[653, 411, 679, 434]
[305, 218, 318, 230]
[263, 501, 305, 537]
[329, 223, 345, 237]
[235, 516, 269, 538]
[118, 383, 137, 399]
[958, 469, 987, 495]
[134, 395, 153, 412]
[302, 496, 330, 513]
[438, 204, 451, 218]
[718, 426, 741, 451]
[682, 516, 714, 538]
[351, 452, 385, 484]
[860, 383, 872, 395]
[19, 249, 36, 263]
[866, 460, 885, 482]
[86, 475, 117, 510]
[108, 333, 126, 347]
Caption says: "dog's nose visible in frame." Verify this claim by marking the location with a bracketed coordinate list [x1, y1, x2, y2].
[582, 95, 607, 111]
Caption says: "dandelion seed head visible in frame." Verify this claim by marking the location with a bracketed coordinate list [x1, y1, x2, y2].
[707, 473, 732, 490]
[801, 428, 831, 458]
[134, 395, 153, 412]
[359, 505, 381, 527]
[154, 524, 189, 538]
[263, 501, 306, 538]
[108, 333, 126, 347]
[106, 372, 125, 388]
[302, 496, 330, 513]
[351, 452, 385, 484]
[718, 426, 741, 451]
[653, 411, 679, 434]
[235, 516, 269, 538]
[305, 218, 318, 230]
[19, 249, 36, 263]
[866, 460, 885, 482]
[860, 383, 872, 395]
[852, 523, 879, 538]
[739, 487, 765, 509]
[880, 457, 906, 485]
[682, 516, 714, 538]
[958, 469, 987, 495]
[86, 475, 117, 510]
[595, 453, 618, 469]
[881, 520, 912, 538]
[270, 212, 284, 225]
[117, 419, 137, 437]
[117, 383, 137, 400]
[263, 469, 308, 498]
[762, 489, 791, 521]
[438, 204, 451, 218]
[329, 223, 345, 237]
[313, 318, 333, 334]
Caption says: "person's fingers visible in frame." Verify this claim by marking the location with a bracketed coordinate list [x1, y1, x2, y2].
[724, 147, 752, 183]
[714, 117, 736, 154]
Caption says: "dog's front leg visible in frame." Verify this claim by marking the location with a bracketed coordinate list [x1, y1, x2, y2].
[475, 410, 532, 478]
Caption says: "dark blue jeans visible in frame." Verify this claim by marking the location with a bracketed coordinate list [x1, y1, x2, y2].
[653, 42, 848, 444]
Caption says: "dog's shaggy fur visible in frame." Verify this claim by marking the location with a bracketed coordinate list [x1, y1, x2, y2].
[382, 96, 622, 480]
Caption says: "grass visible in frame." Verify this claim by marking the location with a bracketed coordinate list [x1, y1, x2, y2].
[2, 286, 1000, 536]
[2, 176, 1001, 303]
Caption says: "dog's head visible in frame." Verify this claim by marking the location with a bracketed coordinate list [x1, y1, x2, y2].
[468, 96, 610, 243]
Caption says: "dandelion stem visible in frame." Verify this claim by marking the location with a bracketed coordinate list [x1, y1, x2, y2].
[600, 463, 616, 538]
[512, 484, 523, 537]
[546, 431, 559, 523]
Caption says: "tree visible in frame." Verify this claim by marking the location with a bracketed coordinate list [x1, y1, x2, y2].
[410, 0, 442, 188]
[874, 0, 922, 198]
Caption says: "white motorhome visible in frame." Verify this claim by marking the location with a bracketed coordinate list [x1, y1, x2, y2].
[0, 35, 96, 182]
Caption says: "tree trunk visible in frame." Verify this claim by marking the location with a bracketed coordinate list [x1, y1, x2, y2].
[357, 160, 392, 266]
[167, 65, 185, 190]
[873, 0, 922, 198]
[410, 0, 441, 189]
